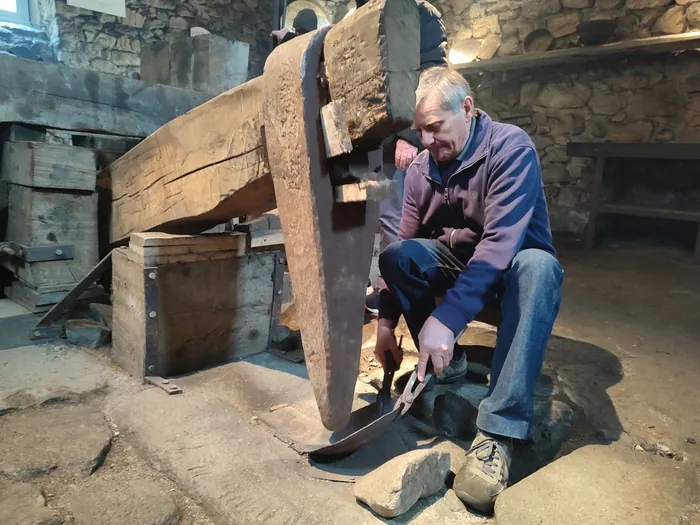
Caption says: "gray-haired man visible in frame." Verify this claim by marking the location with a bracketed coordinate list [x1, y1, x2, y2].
[374, 67, 563, 513]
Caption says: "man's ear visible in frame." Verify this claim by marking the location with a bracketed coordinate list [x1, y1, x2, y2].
[463, 96, 474, 118]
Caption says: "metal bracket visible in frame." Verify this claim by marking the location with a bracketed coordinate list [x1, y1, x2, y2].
[1, 241, 75, 263]
[143, 266, 160, 378]
[145, 376, 182, 395]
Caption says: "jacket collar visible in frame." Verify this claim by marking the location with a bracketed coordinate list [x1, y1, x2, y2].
[419, 109, 493, 184]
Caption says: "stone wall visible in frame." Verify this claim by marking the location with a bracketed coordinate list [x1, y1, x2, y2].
[466, 51, 700, 232]
[434, 0, 700, 61]
[45, 0, 272, 78]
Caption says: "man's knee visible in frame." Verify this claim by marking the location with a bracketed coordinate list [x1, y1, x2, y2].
[379, 239, 432, 278]
[510, 249, 563, 288]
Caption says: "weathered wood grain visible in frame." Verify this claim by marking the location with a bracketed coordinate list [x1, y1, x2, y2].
[320, 101, 353, 158]
[109, 76, 272, 242]
[323, 0, 420, 147]
[108, 0, 419, 241]
[1, 142, 96, 191]
[0, 55, 211, 137]
[112, 242, 280, 379]
[3, 185, 98, 291]
[264, 28, 379, 431]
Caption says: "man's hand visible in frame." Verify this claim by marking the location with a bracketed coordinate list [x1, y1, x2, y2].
[374, 318, 403, 371]
[270, 28, 291, 44]
[417, 316, 455, 382]
[395, 139, 418, 171]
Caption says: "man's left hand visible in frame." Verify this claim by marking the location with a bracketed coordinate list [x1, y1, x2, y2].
[395, 139, 418, 171]
[417, 316, 455, 382]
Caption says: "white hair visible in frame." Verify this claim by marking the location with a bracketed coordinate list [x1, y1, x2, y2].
[415, 67, 473, 113]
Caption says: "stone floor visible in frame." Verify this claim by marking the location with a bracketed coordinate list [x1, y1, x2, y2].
[0, 238, 699, 524]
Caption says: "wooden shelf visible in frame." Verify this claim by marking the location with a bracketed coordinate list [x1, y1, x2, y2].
[455, 31, 700, 74]
[598, 203, 700, 222]
[567, 142, 700, 160]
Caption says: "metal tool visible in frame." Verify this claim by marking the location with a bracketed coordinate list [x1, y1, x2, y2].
[309, 341, 432, 457]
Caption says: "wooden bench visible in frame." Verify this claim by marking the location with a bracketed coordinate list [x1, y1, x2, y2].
[567, 142, 700, 262]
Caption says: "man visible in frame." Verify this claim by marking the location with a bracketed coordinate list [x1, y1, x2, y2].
[365, 0, 448, 313]
[270, 9, 318, 45]
[374, 67, 563, 513]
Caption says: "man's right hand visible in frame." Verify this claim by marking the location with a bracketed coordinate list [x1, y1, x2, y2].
[374, 318, 403, 371]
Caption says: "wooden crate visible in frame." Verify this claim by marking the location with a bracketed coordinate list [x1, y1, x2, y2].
[0, 140, 98, 297]
[112, 232, 284, 379]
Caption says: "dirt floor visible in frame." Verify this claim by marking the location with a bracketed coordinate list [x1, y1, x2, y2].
[1, 237, 699, 524]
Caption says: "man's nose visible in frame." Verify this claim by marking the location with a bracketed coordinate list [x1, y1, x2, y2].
[421, 131, 434, 148]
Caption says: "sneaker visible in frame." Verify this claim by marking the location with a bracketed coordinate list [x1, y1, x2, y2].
[435, 347, 468, 384]
[453, 431, 512, 514]
[365, 287, 380, 314]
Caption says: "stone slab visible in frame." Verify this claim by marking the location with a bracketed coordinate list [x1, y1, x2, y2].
[495, 444, 698, 525]
[58, 475, 179, 525]
[0, 345, 107, 413]
[65, 319, 111, 348]
[0, 298, 31, 318]
[0, 405, 112, 481]
[0, 478, 62, 525]
[112, 384, 484, 525]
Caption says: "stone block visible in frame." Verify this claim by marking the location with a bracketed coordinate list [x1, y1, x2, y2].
[588, 91, 625, 115]
[536, 84, 591, 109]
[498, 36, 520, 56]
[125, 8, 146, 28]
[354, 450, 451, 518]
[66, 319, 111, 348]
[522, 0, 561, 19]
[543, 165, 570, 184]
[0, 479, 62, 525]
[58, 475, 180, 525]
[472, 15, 501, 38]
[520, 81, 541, 106]
[687, 3, 700, 26]
[495, 445, 696, 525]
[548, 13, 581, 37]
[563, 0, 593, 6]
[653, 5, 686, 33]
[88, 303, 114, 330]
[0, 405, 112, 482]
[478, 35, 502, 59]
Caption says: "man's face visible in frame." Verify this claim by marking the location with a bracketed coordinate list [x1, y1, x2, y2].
[414, 94, 474, 163]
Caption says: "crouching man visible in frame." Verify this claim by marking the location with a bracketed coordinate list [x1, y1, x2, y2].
[374, 67, 563, 513]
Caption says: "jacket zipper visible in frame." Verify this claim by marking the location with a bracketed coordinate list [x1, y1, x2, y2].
[425, 152, 488, 242]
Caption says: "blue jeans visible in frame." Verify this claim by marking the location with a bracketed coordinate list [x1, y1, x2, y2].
[379, 239, 563, 440]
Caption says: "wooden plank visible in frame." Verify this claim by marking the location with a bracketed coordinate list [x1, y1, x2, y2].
[1, 142, 96, 191]
[457, 31, 700, 74]
[112, 247, 147, 378]
[6, 280, 104, 313]
[3, 185, 98, 290]
[320, 101, 353, 158]
[597, 202, 700, 222]
[323, 0, 419, 146]
[1, 124, 46, 142]
[107, 0, 419, 241]
[140, 42, 171, 85]
[0, 55, 211, 137]
[334, 180, 392, 203]
[568, 141, 700, 160]
[130, 231, 246, 249]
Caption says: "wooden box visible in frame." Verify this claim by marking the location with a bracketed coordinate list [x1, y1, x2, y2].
[112, 232, 284, 379]
[1, 141, 98, 300]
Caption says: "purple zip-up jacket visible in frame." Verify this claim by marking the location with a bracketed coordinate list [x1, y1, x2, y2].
[379, 110, 556, 337]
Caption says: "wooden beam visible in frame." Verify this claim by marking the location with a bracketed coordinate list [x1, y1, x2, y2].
[0, 55, 211, 137]
[456, 31, 700, 74]
[109, 76, 274, 241]
[568, 141, 700, 160]
[324, 0, 419, 146]
[108, 0, 419, 242]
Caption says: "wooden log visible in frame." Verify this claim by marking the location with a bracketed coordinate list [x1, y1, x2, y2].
[1, 142, 96, 192]
[0, 55, 211, 137]
[109, 76, 273, 242]
[107, 0, 419, 242]
[323, 0, 419, 146]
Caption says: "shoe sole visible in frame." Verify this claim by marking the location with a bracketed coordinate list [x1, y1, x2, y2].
[453, 488, 494, 515]
[364, 306, 379, 314]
